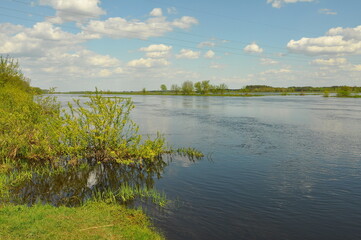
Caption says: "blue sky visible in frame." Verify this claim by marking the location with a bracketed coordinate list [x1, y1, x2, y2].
[0, 0, 360, 91]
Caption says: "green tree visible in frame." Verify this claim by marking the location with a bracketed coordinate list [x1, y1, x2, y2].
[160, 84, 167, 91]
[181, 81, 194, 95]
[171, 84, 181, 94]
[0, 56, 31, 92]
[201, 80, 211, 94]
[218, 83, 228, 95]
[194, 82, 202, 93]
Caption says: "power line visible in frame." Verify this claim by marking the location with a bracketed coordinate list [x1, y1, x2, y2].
[145, 0, 321, 36]
[1, 11, 319, 64]
[4, 0, 306, 53]
[0, 5, 317, 63]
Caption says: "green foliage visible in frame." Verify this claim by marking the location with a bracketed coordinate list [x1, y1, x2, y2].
[90, 184, 167, 207]
[160, 84, 167, 91]
[217, 83, 228, 95]
[337, 86, 351, 97]
[323, 90, 330, 97]
[0, 56, 31, 92]
[181, 81, 194, 94]
[194, 80, 211, 94]
[171, 84, 181, 94]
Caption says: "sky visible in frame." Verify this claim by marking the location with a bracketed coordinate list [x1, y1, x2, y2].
[0, 0, 360, 91]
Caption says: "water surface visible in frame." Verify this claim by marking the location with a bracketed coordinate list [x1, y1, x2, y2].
[57, 94, 361, 240]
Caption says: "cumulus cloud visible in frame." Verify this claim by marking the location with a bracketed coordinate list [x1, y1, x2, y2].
[319, 9, 337, 15]
[261, 68, 292, 74]
[172, 16, 199, 29]
[267, 0, 314, 8]
[150, 8, 163, 17]
[0, 22, 85, 57]
[312, 58, 347, 66]
[176, 49, 200, 59]
[244, 42, 263, 53]
[287, 25, 361, 56]
[260, 58, 279, 65]
[139, 44, 172, 58]
[204, 50, 215, 59]
[139, 44, 172, 52]
[127, 58, 170, 68]
[81, 13, 198, 39]
[39, 0, 106, 23]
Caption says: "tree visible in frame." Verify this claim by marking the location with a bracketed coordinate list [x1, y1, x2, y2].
[160, 84, 167, 91]
[181, 81, 194, 95]
[218, 83, 228, 95]
[194, 80, 211, 94]
[171, 84, 181, 94]
[201, 80, 211, 94]
[194, 82, 202, 94]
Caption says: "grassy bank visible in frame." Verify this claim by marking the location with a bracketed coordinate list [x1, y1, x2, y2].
[0, 202, 164, 240]
[1, 56, 191, 239]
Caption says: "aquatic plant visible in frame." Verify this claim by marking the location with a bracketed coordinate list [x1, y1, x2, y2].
[337, 86, 351, 97]
[323, 90, 330, 97]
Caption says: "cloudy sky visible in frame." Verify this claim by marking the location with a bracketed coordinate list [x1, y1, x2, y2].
[0, 0, 360, 91]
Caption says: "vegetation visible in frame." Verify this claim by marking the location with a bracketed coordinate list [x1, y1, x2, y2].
[0, 202, 164, 240]
[337, 86, 351, 97]
[160, 84, 167, 92]
[0, 56, 202, 239]
[181, 80, 194, 94]
[323, 90, 330, 97]
[60, 83, 361, 98]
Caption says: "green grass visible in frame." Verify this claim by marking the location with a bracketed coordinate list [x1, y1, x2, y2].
[0, 202, 164, 240]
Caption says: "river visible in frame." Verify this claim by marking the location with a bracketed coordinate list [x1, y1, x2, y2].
[56, 94, 361, 240]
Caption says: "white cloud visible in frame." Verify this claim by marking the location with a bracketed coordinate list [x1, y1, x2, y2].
[139, 44, 172, 58]
[81, 15, 198, 40]
[244, 42, 264, 53]
[198, 41, 216, 48]
[261, 68, 292, 74]
[260, 58, 279, 65]
[327, 25, 361, 41]
[287, 25, 361, 56]
[176, 49, 200, 59]
[0, 22, 84, 57]
[150, 8, 163, 17]
[139, 44, 172, 52]
[204, 50, 215, 59]
[39, 0, 106, 23]
[312, 58, 347, 66]
[267, 0, 314, 8]
[319, 9, 337, 15]
[127, 58, 170, 68]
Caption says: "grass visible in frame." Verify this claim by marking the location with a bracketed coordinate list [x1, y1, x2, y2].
[0, 202, 164, 240]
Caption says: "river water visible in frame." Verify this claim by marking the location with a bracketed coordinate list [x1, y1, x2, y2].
[57, 94, 361, 240]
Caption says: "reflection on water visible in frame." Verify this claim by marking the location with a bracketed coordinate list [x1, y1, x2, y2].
[11, 155, 170, 206]
[52, 94, 361, 240]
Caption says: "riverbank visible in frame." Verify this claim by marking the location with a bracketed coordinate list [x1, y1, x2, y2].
[0, 56, 166, 240]
[0, 202, 164, 240]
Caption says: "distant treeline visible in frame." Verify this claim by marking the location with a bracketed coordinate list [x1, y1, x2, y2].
[57, 82, 361, 95]
[241, 85, 361, 93]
